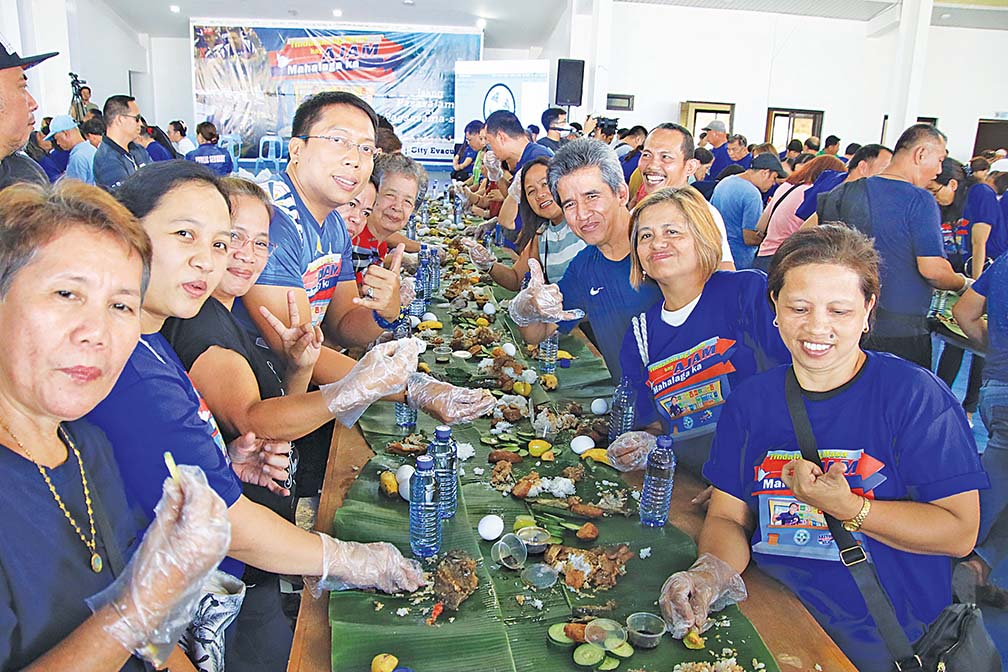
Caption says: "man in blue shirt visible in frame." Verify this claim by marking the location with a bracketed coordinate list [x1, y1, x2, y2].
[799, 143, 892, 224]
[704, 119, 734, 180]
[817, 124, 970, 367]
[93, 95, 150, 190]
[509, 137, 661, 381]
[711, 153, 785, 269]
[485, 110, 554, 246]
[45, 114, 96, 184]
[725, 133, 752, 171]
[537, 108, 568, 153]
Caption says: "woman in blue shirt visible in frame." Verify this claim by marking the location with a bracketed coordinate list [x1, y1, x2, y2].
[662, 225, 987, 672]
[0, 181, 229, 671]
[607, 186, 789, 474]
[185, 122, 234, 176]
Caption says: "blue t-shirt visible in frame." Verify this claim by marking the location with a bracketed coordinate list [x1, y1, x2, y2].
[0, 420, 147, 672]
[234, 172, 355, 330]
[64, 141, 97, 184]
[185, 143, 234, 176]
[962, 182, 1007, 264]
[515, 141, 553, 171]
[49, 147, 70, 172]
[619, 271, 790, 470]
[557, 247, 662, 381]
[703, 353, 988, 672]
[971, 254, 1008, 383]
[711, 175, 763, 269]
[87, 334, 245, 577]
[146, 141, 174, 162]
[708, 144, 733, 181]
[457, 143, 478, 177]
[621, 151, 641, 183]
[797, 169, 847, 221]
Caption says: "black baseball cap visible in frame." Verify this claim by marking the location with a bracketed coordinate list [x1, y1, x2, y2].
[751, 153, 788, 177]
[0, 33, 58, 71]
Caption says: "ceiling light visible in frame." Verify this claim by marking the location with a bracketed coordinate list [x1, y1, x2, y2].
[169, 4, 180, 12]
[940, 12, 951, 19]
[332, 8, 343, 17]
[476, 18, 487, 29]
[403, 0, 415, 5]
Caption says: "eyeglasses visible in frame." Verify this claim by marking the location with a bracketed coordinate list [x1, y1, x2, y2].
[230, 230, 278, 257]
[296, 134, 378, 158]
[120, 113, 142, 123]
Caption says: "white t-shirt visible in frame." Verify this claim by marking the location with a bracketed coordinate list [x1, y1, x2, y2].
[175, 136, 197, 156]
[707, 202, 735, 265]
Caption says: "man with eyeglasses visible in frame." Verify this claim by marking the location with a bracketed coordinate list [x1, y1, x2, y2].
[636, 122, 734, 270]
[93, 94, 150, 190]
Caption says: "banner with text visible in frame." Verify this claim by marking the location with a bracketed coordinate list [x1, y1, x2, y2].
[191, 21, 482, 162]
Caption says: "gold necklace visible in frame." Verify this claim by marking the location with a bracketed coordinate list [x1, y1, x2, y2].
[0, 418, 103, 573]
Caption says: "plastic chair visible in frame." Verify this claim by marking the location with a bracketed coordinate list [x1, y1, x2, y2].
[255, 135, 284, 175]
[217, 134, 242, 173]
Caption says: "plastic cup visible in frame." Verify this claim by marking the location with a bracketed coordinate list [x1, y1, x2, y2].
[433, 345, 452, 363]
[521, 563, 558, 589]
[585, 618, 628, 652]
[626, 612, 666, 649]
[515, 526, 550, 554]
[491, 533, 527, 569]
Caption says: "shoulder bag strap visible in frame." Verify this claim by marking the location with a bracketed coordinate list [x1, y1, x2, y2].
[767, 183, 803, 224]
[784, 368, 921, 670]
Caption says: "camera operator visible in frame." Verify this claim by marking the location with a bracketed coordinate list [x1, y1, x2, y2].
[69, 73, 99, 123]
[584, 115, 619, 146]
[0, 35, 57, 189]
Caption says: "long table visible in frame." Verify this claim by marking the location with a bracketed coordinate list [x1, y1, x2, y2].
[288, 423, 857, 672]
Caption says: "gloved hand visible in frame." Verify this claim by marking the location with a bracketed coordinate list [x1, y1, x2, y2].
[508, 259, 585, 327]
[401, 252, 419, 274]
[463, 239, 495, 271]
[399, 276, 417, 308]
[228, 433, 292, 496]
[320, 338, 421, 426]
[87, 465, 231, 666]
[659, 553, 748, 639]
[306, 534, 426, 598]
[406, 372, 496, 424]
[607, 431, 657, 472]
[483, 151, 504, 182]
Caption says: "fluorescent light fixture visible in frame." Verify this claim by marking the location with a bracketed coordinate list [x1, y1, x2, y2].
[332, 8, 343, 16]
[169, 4, 180, 12]
[940, 12, 951, 19]
[403, 0, 415, 5]
[476, 18, 487, 29]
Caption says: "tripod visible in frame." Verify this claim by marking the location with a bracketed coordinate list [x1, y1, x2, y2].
[69, 72, 88, 123]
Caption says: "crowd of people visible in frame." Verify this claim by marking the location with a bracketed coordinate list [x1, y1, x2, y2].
[0, 32, 1005, 672]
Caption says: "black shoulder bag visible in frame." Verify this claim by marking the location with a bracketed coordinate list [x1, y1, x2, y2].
[784, 368, 1001, 672]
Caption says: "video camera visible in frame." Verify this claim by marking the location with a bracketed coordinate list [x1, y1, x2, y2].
[594, 116, 619, 138]
[69, 72, 86, 95]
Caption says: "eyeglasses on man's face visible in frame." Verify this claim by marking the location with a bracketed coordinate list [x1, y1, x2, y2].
[297, 134, 378, 158]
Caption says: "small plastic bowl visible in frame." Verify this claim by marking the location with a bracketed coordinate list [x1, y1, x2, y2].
[433, 345, 452, 363]
[452, 350, 473, 360]
[626, 612, 666, 649]
[491, 533, 527, 569]
[585, 618, 628, 652]
[521, 563, 559, 589]
[515, 526, 550, 554]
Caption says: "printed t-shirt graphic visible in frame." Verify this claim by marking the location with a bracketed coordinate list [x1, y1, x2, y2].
[252, 173, 354, 327]
[751, 447, 886, 561]
[645, 335, 737, 436]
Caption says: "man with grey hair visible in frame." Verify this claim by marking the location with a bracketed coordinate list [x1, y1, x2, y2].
[0, 35, 57, 189]
[509, 137, 661, 380]
[353, 152, 428, 286]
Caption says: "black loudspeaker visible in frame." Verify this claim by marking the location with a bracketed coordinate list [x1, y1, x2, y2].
[556, 59, 584, 107]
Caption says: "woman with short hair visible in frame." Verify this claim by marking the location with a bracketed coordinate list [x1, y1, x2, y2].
[184, 122, 234, 176]
[662, 225, 987, 672]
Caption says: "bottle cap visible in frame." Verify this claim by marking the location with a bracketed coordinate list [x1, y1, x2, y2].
[435, 425, 452, 439]
[656, 435, 674, 449]
[416, 454, 434, 470]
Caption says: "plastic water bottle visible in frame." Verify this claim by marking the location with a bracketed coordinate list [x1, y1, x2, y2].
[428, 425, 458, 519]
[430, 179, 438, 200]
[430, 247, 442, 293]
[540, 331, 559, 374]
[421, 200, 430, 228]
[640, 435, 676, 527]
[409, 455, 441, 558]
[406, 212, 417, 240]
[494, 221, 504, 246]
[393, 320, 417, 430]
[453, 194, 462, 227]
[419, 244, 435, 303]
[608, 377, 637, 444]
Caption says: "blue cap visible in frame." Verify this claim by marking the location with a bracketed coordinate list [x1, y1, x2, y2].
[435, 425, 452, 440]
[416, 454, 434, 470]
[657, 435, 674, 449]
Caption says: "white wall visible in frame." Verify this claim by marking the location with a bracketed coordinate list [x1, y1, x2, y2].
[541, 0, 573, 108]
[607, 4, 896, 150]
[920, 25, 1008, 159]
[150, 37, 193, 128]
[65, 0, 148, 114]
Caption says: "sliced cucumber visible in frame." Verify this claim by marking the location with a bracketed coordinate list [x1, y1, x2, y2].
[480, 436, 499, 446]
[609, 641, 635, 659]
[547, 623, 576, 648]
[573, 643, 606, 668]
[560, 521, 584, 531]
[518, 449, 529, 456]
[595, 656, 620, 671]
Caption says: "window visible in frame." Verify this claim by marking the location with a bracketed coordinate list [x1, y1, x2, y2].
[679, 101, 735, 135]
[765, 108, 823, 149]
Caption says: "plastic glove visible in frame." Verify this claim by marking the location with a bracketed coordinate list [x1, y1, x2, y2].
[659, 553, 748, 639]
[399, 276, 416, 308]
[607, 431, 657, 472]
[305, 534, 426, 598]
[508, 259, 585, 327]
[406, 372, 496, 424]
[464, 240, 495, 271]
[320, 338, 421, 426]
[401, 252, 419, 274]
[483, 150, 504, 182]
[228, 433, 292, 496]
[87, 465, 231, 667]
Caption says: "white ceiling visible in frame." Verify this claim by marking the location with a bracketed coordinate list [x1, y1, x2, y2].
[101, 0, 564, 49]
[101, 0, 1008, 47]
